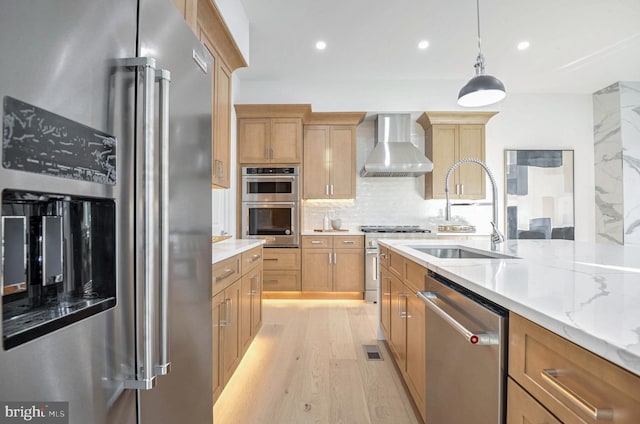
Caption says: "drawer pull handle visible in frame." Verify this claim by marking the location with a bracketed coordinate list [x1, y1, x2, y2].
[264, 258, 278, 261]
[311, 240, 324, 244]
[541, 369, 614, 421]
[215, 268, 235, 282]
[249, 254, 261, 262]
[342, 240, 355, 244]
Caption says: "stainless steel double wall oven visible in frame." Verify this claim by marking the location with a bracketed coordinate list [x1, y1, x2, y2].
[241, 167, 300, 247]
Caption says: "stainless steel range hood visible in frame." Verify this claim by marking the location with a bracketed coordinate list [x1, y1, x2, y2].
[360, 113, 433, 177]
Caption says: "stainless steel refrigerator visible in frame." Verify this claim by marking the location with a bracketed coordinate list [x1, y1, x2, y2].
[0, 1, 213, 423]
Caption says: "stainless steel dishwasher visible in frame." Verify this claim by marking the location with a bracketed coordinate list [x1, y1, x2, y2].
[418, 271, 507, 424]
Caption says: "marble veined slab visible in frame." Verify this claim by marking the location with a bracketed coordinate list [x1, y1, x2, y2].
[212, 239, 265, 263]
[379, 238, 640, 377]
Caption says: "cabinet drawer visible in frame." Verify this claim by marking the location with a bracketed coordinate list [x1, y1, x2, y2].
[509, 312, 640, 424]
[388, 249, 404, 279]
[379, 245, 389, 269]
[213, 255, 241, 295]
[301, 235, 332, 248]
[263, 248, 301, 270]
[404, 259, 427, 292]
[263, 270, 300, 291]
[242, 245, 263, 274]
[333, 235, 363, 249]
[507, 377, 561, 424]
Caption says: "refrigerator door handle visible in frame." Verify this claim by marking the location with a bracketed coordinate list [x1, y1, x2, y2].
[155, 68, 171, 377]
[120, 56, 157, 391]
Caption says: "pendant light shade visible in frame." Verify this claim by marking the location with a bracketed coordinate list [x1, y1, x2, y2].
[457, 0, 506, 107]
[458, 73, 506, 107]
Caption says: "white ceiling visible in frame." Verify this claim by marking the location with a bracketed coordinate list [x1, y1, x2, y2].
[235, 0, 640, 94]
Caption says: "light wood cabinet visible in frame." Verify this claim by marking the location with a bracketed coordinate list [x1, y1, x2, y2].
[508, 312, 640, 424]
[380, 266, 391, 340]
[220, 277, 241, 387]
[197, 0, 247, 188]
[200, 31, 232, 188]
[301, 235, 364, 295]
[417, 111, 497, 200]
[388, 272, 407, 369]
[303, 125, 358, 199]
[171, 0, 197, 33]
[380, 246, 429, 423]
[212, 245, 263, 404]
[212, 290, 224, 402]
[262, 248, 301, 292]
[237, 118, 302, 164]
[507, 378, 562, 424]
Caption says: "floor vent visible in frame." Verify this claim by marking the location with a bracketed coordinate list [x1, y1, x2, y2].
[363, 344, 383, 361]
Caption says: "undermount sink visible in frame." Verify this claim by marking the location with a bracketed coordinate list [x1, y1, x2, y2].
[409, 245, 518, 260]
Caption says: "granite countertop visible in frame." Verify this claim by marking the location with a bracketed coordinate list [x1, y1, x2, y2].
[212, 239, 265, 263]
[379, 238, 640, 378]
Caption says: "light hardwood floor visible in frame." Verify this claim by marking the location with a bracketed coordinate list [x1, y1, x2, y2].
[214, 299, 422, 424]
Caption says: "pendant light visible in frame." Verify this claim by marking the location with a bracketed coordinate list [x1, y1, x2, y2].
[457, 0, 506, 107]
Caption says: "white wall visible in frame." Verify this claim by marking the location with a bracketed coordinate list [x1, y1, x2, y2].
[235, 80, 595, 241]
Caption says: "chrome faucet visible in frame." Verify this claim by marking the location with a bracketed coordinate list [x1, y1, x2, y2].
[444, 158, 505, 251]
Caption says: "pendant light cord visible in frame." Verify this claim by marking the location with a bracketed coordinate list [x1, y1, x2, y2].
[474, 0, 485, 75]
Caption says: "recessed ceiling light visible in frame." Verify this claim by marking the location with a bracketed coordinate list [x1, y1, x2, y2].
[517, 41, 530, 51]
[315, 41, 327, 50]
[418, 40, 430, 50]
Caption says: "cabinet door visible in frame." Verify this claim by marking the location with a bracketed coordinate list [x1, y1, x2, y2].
[250, 269, 262, 336]
[330, 126, 356, 198]
[426, 125, 457, 199]
[380, 267, 392, 340]
[389, 274, 407, 369]
[221, 279, 241, 385]
[303, 125, 330, 199]
[212, 62, 231, 187]
[406, 291, 426, 422]
[239, 272, 253, 354]
[238, 119, 269, 163]
[333, 248, 364, 292]
[270, 118, 302, 163]
[457, 124, 485, 199]
[507, 378, 561, 424]
[301, 248, 333, 291]
[212, 290, 224, 403]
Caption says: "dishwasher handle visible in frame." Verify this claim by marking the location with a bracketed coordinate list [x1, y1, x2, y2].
[418, 291, 499, 345]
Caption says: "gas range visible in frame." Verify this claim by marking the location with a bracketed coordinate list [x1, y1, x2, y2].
[360, 225, 431, 233]
[361, 225, 435, 248]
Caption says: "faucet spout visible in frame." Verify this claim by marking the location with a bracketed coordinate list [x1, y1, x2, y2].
[444, 158, 504, 251]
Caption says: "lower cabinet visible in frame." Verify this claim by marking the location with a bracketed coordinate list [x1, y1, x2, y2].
[212, 245, 263, 404]
[301, 235, 364, 295]
[262, 248, 301, 292]
[507, 378, 561, 424]
[380, 248, 427, 422]
[508, 312, 640, 424]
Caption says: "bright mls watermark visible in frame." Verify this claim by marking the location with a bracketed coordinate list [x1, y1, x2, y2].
[0, 402, 68, 424]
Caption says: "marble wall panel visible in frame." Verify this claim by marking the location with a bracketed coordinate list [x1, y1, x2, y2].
[621, 82, 640, 245]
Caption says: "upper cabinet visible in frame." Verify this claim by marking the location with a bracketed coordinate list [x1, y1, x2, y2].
[235, 105, 310, 164]
[417, 111, 497, 200]
[303, 112, 365, 199]
[171, 0, 247, 188]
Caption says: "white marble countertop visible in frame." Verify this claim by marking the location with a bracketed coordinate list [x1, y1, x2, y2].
[301, 230, 364, 236]
[379, 238, 640, 377]
[212, 239, 265, 263]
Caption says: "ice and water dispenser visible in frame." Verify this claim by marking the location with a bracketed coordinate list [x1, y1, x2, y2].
[1, 96, 117, 349]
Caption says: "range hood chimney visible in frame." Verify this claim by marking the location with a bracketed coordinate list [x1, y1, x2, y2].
[360, 114, 433, 177]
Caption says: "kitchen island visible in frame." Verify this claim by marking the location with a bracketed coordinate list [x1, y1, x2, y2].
[380, 238, 640, 376]
[380, 238, 640, 423]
